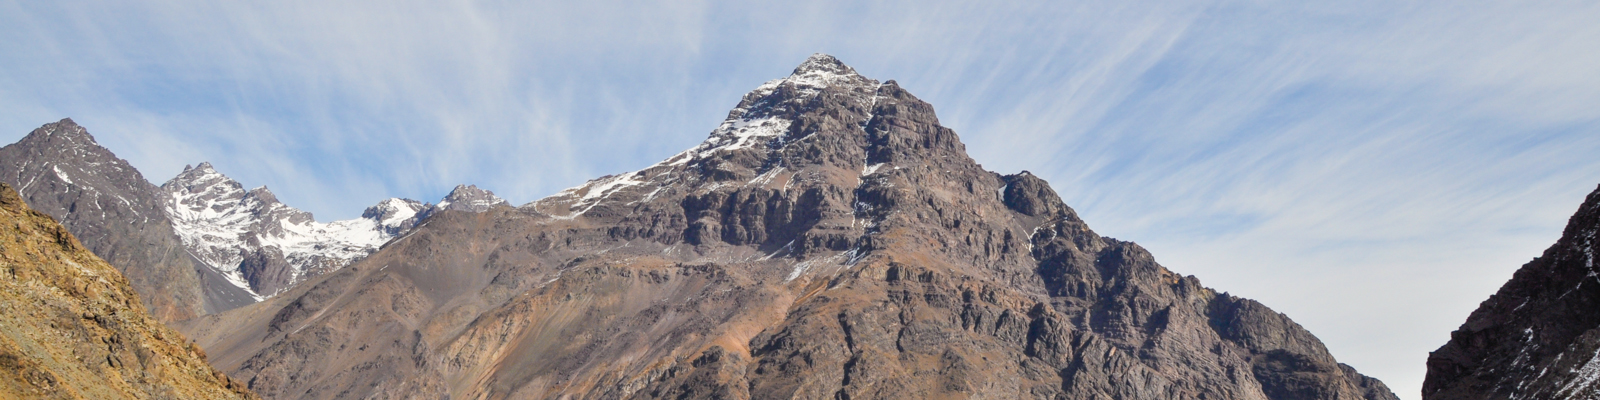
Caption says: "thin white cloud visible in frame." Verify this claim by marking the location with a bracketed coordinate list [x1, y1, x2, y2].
[2, 1, 1597, 399]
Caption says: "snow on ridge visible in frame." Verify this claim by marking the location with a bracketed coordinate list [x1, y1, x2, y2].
[161, 163, 425, 298]
[1557, 345, 1600, 398]
[533, 54, 877, 219]
[374, 198, 423, 228]
[437, 184, 508, 213]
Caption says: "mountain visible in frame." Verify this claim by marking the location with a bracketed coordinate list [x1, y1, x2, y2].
[0, 119, 512, 315]
[1425, 183, 1600, 399]
[435, 184, 509, 212]
[0, 119, 254, 321]
[160, 164, 493, 298]
[0, 182, 257, 399]
[179, 54, 1395, 400]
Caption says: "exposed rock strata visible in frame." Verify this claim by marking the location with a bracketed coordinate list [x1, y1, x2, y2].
[0, 182, 257, 399]
[1426, 183, 1600, 399]
[182, 54, 1396, 400]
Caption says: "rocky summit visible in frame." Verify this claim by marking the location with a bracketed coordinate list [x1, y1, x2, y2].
[0, 182, 257, 399]
[1426, 183, 1600, 399]
[0, 119, 253, 321]
[179, 54, 1396, 400]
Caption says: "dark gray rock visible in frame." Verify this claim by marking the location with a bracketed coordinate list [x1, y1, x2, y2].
[1425, 183, 1600, 399]
[0, 118, 253, 321]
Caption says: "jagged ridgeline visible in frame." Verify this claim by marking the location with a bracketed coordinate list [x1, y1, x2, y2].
[1427, 183, 1600, 399]
[0, 119, 243, 321]
[175, 54, 1398, 399]
[0, 182, 257, 399]
[1, 119, 512, 321]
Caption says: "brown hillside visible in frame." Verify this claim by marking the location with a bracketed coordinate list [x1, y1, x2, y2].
[0, 182, 256, 400]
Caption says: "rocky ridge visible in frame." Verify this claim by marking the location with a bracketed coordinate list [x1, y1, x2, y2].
[181, 54, 1397, 400]
[0, 182, 257, 399]
[1425, 183, 1600, 399]
[0, 119, 253, 320]
[160, 164, 508, 297]
[1, 119, 512, 319]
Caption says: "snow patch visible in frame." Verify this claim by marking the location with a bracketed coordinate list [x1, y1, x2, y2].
[162, 166, 414, 297]
[862, 163, 885, 176]
[52, 165, 72, 185]
[1558, 345, 1600, 397]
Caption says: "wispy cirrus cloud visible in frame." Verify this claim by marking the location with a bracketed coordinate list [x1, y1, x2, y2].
[2, 1, 1597, 398]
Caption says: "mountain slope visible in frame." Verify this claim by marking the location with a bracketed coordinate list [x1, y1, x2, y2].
[0, 182, 257, 399]
[1425, 183, 1600, 399]
[0, 119, 253, 321]
[181, 54, 1395, 400]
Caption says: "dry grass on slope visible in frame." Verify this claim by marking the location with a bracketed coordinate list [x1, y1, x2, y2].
[0, 182, 256, 400]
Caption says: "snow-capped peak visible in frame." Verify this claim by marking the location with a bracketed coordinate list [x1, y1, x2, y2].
[787, 53, 865, 88]
[162, 163, 415, 298]
[533, 54, 881, 219]
[162, 163, 514, 298]
[362, 197, 427, 235]
[436, 184, 508, 212]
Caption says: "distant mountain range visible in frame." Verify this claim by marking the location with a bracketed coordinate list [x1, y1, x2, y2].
[1, 54, 1407, 399]
[161, 161, 506, 298]
[0, 119, 507, 319]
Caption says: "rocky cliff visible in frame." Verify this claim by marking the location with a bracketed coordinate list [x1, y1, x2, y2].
[0, 182, 257, 399]
[180, 54, 1396, 400]
[0, 119, 254, 321]
[1425, 183, 1600, 399]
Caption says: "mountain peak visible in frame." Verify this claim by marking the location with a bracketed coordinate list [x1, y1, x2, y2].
[21, 118, 101, 149]
[792, 53, 855, 76]
[164, 161, 242, 194]
[438, 184, 507, 212]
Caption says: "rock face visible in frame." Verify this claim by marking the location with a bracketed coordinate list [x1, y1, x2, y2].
[180, 54, 1395, 400]
[0, 119, 253, 321]
[435, 184, 508, 213]
[1425, 183, 1600, 399]
[161, 163, 475, 298]
[0, 182, 257, 399]
[0, 119, 513, 312]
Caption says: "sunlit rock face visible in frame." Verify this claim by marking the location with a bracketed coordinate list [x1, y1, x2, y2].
[0, 182, 257, 399]
[179, 54, 1396, 400]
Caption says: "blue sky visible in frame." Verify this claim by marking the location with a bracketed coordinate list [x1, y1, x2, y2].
[3, 1, 1598, 397]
